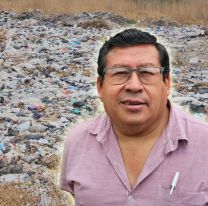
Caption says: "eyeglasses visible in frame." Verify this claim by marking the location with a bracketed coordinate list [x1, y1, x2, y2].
[103, 67, 164, 85]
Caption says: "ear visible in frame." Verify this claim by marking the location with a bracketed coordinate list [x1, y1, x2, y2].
[96, 77, 103, 100]
[165, 74, 171, 96]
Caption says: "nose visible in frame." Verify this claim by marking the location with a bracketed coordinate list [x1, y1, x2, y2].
[124, 71, 143, 92]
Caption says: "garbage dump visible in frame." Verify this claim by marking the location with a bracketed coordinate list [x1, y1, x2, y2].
[0, 10, 207, 205]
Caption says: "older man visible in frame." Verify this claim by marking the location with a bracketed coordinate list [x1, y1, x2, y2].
[60, 29, 208, 205]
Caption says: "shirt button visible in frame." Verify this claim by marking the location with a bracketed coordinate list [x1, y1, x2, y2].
[128, 195, 133, 201]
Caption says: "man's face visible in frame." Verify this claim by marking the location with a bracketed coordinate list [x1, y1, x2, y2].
[97, 44, 171, 133]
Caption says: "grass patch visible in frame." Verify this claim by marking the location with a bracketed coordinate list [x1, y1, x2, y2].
[0, 0, 208, 25]
[78, 19, 111, 29]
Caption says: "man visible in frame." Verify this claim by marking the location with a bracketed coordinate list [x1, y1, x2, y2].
[60, 29, 208, 205]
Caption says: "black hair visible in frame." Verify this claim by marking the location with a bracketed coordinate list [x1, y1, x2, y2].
[97, 29, 170, 85]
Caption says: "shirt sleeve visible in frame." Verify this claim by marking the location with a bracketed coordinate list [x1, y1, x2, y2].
[59, 133, 74, 195]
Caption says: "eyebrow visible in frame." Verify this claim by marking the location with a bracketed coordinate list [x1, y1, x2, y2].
[107, 63, 157, 68]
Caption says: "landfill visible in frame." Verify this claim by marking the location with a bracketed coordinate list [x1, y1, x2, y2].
[0, 10, 207, 205]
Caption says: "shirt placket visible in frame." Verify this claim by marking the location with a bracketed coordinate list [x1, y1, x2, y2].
[102, 140, 131, 192]
[104, 147, 139, 205]
[100, 127, 168, 204]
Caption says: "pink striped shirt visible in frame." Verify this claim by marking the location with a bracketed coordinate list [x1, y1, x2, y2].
[60, 103, 208, 205]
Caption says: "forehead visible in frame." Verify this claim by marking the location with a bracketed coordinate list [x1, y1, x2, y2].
[105, 44, 160, 67]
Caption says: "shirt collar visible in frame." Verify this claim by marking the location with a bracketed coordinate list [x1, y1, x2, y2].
[88, 113, 112, 143]
[88, 101, 189, 150]
[164, 101, 188, 154]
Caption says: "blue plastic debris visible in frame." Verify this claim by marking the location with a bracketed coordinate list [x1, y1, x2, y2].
[72, 109, 81, 115]
[0, 143, 5, 155]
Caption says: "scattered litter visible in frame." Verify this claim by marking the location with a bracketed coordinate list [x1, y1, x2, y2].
[0, 10, 207, 205]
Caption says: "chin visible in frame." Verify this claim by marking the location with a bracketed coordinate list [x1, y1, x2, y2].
[121, 117, 147, 126]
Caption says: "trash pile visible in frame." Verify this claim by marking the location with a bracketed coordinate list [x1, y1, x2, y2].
[0, 10, 207, 205]
[0, 10, 130, 205]
[146, 24, 208, 116]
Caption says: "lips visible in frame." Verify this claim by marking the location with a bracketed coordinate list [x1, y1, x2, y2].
[121, 99, 146, 106]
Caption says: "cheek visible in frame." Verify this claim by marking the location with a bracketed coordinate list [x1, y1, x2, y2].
[159, 87, 170, 107]
[146, 86, 168, 105]
[102, 84, 122, 98]
[102, 90, 122, 110]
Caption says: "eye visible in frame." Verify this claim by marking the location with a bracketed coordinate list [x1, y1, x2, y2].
[140, 71, 154, 76]
[111, 69, 129, 76]
[139, 67, 156, 75]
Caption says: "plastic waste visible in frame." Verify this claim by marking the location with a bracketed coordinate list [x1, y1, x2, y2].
[0, 143, 5, 155]
[72, 109, 81, 115]
[28, 103, 45, 111]
[16, 121, 31, 132]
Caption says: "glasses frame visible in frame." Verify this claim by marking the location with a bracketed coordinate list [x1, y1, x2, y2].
[103, 67, 165, 85]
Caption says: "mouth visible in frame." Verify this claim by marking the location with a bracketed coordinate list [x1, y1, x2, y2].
[121, 99, 146, 106]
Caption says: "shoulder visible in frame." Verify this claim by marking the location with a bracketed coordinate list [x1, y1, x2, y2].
[71, 113, 107, 135]
[64, 113, 108, 146]
[172, 104, 208, 139]
[179, 107, 207, 130]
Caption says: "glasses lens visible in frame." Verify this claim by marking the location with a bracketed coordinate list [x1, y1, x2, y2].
[138, 67, 162, 84]
[106, 68, 130, 85]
